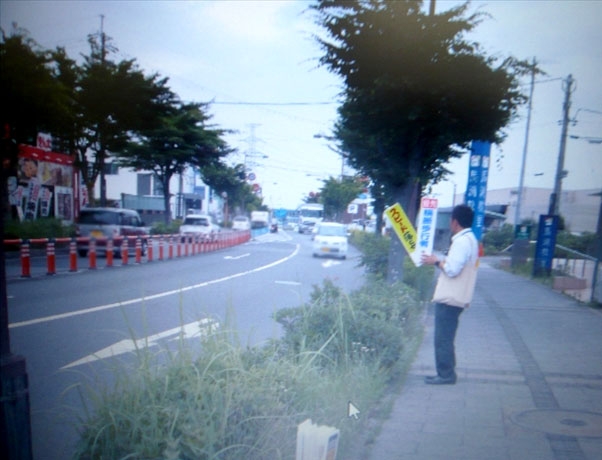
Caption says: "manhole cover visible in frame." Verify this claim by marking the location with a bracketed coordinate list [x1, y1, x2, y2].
[511, 409, 602, 438]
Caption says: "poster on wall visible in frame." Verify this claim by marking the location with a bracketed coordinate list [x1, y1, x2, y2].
[14, 145, 75, 222]
[55, 186, 74, 222]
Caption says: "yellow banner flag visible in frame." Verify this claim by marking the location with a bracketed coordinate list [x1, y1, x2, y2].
[385, 203, 417, 257]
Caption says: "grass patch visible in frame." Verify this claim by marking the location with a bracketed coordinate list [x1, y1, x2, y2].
[73, 279, 424, 459]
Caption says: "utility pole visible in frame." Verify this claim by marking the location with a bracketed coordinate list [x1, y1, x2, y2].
[99, 14, 108, 207]
[548, 74, 575, 216]
[1, 128, 33, 459]
[514, 58, 537, 226]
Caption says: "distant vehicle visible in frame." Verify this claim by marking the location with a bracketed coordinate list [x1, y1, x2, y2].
[312, 222, 349, 259]
[232, 215, 251, 231]
[76, 207, 149, 257]
[179, 213, 220, 241]
[251, 211, 270, 229]
[297, 203, 324, 234]
[270, 222, 278, 233]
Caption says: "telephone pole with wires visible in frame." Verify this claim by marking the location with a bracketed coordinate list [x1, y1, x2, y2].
[549, 74, 576, 216]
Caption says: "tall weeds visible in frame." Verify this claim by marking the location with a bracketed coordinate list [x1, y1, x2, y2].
[73, 279, 423, 459]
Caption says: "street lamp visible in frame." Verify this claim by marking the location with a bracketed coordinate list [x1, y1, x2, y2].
[313, 133, 347, 180]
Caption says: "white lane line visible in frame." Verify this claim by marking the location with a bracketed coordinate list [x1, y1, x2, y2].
[224, 253, 250, 260]
[10, 244, 300, 329]
[274, 281, 302, 286]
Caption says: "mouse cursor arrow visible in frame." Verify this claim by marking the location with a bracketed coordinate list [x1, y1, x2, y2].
[348, 401, 360, 419]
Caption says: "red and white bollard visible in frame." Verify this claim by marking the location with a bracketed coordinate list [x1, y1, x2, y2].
[147, 237, 153, 262]
[159, 236, 164, 261]
[69, 238, 78, 272]
[20, 239, 31, 278]
[89, 238, 97, 270]
[106, 238, 114, 267]
[121, 238, 129, 265]
[135, 237, 142, 264]
[46, 238, 56, 275]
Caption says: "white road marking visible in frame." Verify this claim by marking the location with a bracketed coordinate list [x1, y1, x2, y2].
[61, 318, 218, 369]
[322, 259, 342, 268]
[10, 244, 300, 329]
[274, 280, 302, 286]
[224, 253, 250, 260]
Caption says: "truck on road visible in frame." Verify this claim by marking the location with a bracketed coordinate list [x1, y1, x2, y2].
[297, 203, 324, 234]
[250, 211, 270, 229]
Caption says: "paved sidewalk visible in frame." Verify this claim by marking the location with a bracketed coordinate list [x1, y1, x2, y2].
[364, 259, 602, 460]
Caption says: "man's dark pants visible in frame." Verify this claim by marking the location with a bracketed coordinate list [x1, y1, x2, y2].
[434, 302, 464, 380]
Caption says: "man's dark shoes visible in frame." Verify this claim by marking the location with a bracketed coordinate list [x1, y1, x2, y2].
[424, 375, 456, 385]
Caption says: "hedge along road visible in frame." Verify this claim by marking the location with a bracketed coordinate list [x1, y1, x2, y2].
[5, 230, 366, 460]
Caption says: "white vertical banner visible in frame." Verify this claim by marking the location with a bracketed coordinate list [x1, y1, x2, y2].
[410, 197, 439, 266]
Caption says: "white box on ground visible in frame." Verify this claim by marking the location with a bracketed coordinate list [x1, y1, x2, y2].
[296, 418, 340, 460]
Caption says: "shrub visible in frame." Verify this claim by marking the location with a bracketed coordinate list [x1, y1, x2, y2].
[483, 223, 514, 254]
[150, 219, 182, 235]
[3, 218, 74, 239]
[274, 278, 422, 375]
[349, 231, 390, 278]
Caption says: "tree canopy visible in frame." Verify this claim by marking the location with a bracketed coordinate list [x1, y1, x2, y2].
[119, 101, 232, 223]
[320, 176, 364, 221]
[313, 0, 533, 281]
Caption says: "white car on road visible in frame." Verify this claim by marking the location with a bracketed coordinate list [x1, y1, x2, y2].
[312, 222, 349, 259]
[179, 214, 220, 241]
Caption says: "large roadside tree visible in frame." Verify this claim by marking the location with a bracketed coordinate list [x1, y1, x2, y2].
[313, 0, 532, 282]
[77, 32, 173, 206]
[1, 26, 75, 219]
[118, 101, 231, 224]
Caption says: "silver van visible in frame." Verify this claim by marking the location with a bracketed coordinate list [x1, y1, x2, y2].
[76, 208, 149, 257]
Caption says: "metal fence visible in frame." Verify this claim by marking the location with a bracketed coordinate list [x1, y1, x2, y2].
[551, 244, 600, 305]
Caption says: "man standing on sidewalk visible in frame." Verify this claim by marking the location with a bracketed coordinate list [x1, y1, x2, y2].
[421, 204, 479, 385]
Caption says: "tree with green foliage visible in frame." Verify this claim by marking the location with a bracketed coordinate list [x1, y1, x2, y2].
[1, 26, 76, 219]
[313, 0, 533, 282]
[320, 175, 364, 221]
[1, 26, 73, 145]
[118, 101, 231, 223]
[77, 32, 174, 206]
[201, 162, 264, 217]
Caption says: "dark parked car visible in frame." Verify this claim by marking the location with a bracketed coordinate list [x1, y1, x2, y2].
[76, 208, 149, 257]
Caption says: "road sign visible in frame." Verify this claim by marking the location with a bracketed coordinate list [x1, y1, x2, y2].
[385, 203, 417, 259]
[411, 197, 438, 266]
[465, 141, 491, 241]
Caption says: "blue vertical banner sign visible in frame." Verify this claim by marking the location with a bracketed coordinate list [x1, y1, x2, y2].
[464, 141, 491, 241]
[411, 197, 439, 266]
[532, 214, 559, 277]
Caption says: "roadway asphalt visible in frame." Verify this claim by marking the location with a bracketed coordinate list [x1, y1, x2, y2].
[362, 258, 602, 460]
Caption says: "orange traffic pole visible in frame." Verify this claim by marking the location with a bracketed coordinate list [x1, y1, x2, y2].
[135, 237, 142, 264]
[159, 236, 164, 261]
[147, 237, 153, 262]
[89, 238, 97, 270]
[121, 238, 129, 265]
[20, 239, 31, 278]
[69, 238, 77, 272]
[106, 238, 114, 267]
[46, 238, 56, 275]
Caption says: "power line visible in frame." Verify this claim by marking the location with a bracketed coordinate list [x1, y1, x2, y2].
[213, 101, 336, 106]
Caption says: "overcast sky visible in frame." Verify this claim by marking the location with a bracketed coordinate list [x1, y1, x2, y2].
[2, 0, 601, 209]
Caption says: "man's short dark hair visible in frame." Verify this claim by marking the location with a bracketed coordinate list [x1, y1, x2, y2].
[452, 205, 474, 228]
